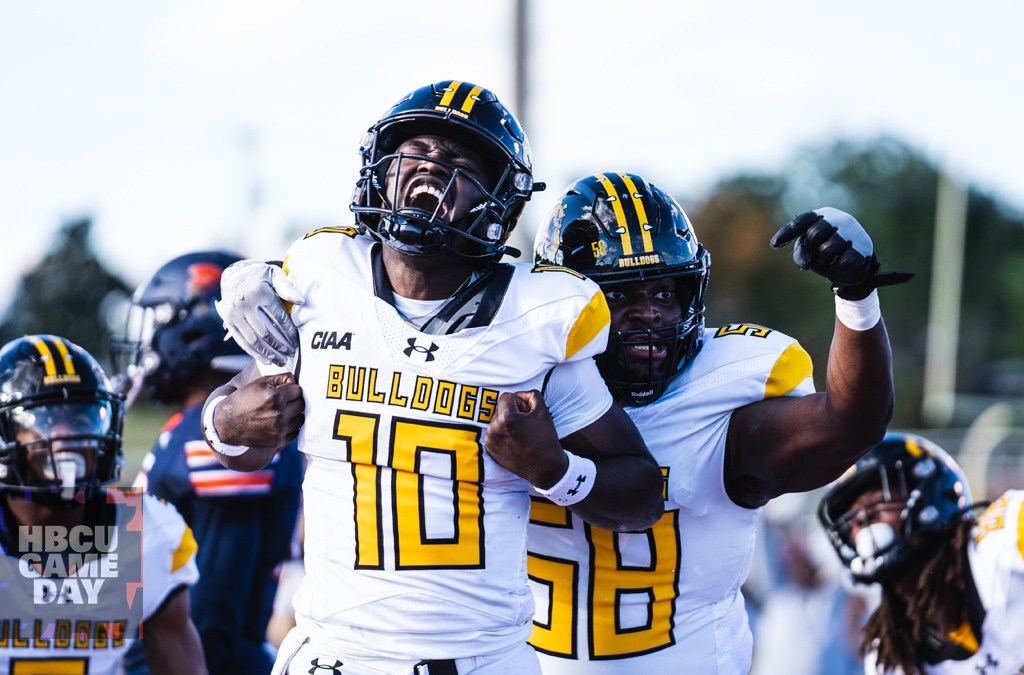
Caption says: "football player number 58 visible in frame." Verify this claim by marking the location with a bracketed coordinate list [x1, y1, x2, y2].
[529, 507, 681, 659]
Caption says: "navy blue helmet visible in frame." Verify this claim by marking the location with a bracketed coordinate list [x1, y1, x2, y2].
[0, 335, 124, 501]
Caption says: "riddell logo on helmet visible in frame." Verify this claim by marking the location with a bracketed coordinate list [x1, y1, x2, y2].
[617, 254, 662, 268]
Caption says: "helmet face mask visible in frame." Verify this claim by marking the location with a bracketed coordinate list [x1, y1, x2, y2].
[534, 172, 710, 406]
[7, 402, 112, 492]
[819, 433, 973, 584]
[352, 80, 539, 260]
[363, 137, 506, 257]
[111, 251, 248, 405]
[599, 274, 707, 405]
[0, 335, 125, 505]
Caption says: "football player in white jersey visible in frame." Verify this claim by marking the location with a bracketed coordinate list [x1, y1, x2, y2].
[820, 432, 1024, 675]
[0, 335, 205, 675]
[499, 173, 907, 674]
[214, 166, 909, 674]
[203, 82, 664, 674]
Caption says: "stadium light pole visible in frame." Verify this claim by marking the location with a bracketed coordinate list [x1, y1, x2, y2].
[506, 0, 534, 259]
[513, 0, 529, 133]
[922, 170, 968, 426]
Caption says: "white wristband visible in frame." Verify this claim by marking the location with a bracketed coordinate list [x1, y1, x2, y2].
[203, 395, 250, 457]
[835, 289, 881, 331]
[534, 450, 597, 506]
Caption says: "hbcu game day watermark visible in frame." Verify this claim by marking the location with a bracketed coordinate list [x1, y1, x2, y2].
[0, 487, 144, 650]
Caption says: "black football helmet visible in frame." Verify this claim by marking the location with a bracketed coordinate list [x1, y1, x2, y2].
[818, 432, 973, 584]
[351, 79, 542, 260]
[112, 251, 250, 405]
[534, 172, 710, 405]
[0, 335, 124, 503]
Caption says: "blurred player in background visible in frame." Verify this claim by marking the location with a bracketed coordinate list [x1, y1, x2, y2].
[505, 173, 905, 673]
[113, 252, 303, 674]
[204, 81, 664, 674]
[820, 432, 1024, 674]
[0, 334, 205, 674]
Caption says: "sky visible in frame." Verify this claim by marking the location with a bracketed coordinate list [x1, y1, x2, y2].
[2, 0, 1022, 309]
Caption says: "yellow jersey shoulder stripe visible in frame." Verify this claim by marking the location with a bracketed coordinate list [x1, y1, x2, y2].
[565, 291, 610, 360]
[170, 526, 198, 574]
[764, 342, 813, 399]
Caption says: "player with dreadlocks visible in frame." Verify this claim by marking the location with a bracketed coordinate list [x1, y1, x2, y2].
[820, 432, 1024, 674]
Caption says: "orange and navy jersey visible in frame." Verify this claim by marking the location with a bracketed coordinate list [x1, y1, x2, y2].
[132, 402, 302, 672]
[134, 404, 302, 507]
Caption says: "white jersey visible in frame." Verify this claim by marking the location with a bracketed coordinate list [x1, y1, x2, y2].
[0, 491, 199, 674]
[527, 323, 815, 674]
[865, 489, 1024, 675]
[280, 230, 614, 661]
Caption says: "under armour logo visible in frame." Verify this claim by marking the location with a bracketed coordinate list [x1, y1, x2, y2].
[403, 338, 439, 362]
[975, 653, 998, 675]
[566, 474, 588, 496]
[309, 658, 343, 674]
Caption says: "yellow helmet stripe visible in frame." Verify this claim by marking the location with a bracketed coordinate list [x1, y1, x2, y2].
[946, 620, 980, 654]
[619, 173, 654, 253]
[461, 85, 483, 113]
[595, 173, 633, 256]
[50, 337, 76, 376]
[439, 81, 461, 108]
[28, 336, 58, 378]
[904, 436, 924, 457]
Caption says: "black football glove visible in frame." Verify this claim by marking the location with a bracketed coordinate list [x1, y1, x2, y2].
[770, 207, 915, 300]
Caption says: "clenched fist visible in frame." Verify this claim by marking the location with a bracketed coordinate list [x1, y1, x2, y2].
[214, 373, 304, 450]
[485, 390, 569, 489]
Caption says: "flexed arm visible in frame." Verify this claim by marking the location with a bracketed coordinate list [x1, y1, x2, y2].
[725, 208, 913, 507]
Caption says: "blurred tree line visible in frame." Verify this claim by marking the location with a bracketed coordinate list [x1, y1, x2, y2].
[0, 217, 130, 367]
[687, 136, 1024, 427]
[4, 136, 1024, 429]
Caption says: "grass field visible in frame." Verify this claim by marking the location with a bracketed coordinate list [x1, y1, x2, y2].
[119, 403, 175, 486]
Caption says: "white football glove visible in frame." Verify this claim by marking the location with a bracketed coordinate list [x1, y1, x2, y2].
[215, 260, 304, 366]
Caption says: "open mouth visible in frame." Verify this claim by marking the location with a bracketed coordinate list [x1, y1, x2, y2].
[625, 343, 668, 360]
[404, 183, 448, 219]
